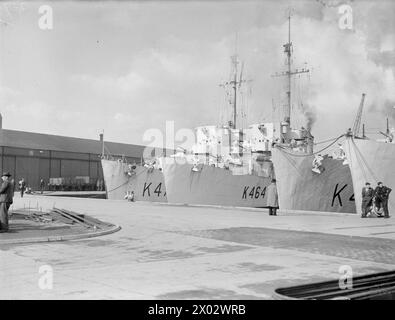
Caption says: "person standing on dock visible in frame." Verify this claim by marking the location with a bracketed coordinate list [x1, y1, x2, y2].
[19, 178, 26, 198]
[374, 182, 392, 218]
[40, 178, 45, 194]
[361, 182, 374, 218]
[0, 172, 14, 232]
[266, 179, 279, 216]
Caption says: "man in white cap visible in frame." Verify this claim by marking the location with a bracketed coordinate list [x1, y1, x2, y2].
[0, 172, 14, 232]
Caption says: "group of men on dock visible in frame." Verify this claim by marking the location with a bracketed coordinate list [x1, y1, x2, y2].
[361, 182, 392, 218]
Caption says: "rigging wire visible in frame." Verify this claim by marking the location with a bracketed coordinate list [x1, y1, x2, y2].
[314, 136, 344, 145]
[276, 134, 346, 157]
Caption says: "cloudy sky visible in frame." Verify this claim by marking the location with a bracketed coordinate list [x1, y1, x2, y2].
[0, 0, 394, 148]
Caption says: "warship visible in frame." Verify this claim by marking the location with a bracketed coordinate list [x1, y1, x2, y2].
[101, 43, 275, 206]
[159, 46, 277, 208]
[103, 14, 358, 212]
[160, 123, 275, 208]
[344, 102, 395, 216]
[266, 14, 356, 213]
[161, 14, 356, 212]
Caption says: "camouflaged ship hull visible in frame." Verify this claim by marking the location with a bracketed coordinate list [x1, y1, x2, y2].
[161, 160, 273, 208]
[101, 159, 167, 202]
[271, 148, 356, 213]
[344, 138, 395, 215]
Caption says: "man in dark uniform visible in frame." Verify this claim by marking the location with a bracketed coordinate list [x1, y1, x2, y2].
[19, 178, 26, 198]
[0, 172, 14, 232]
[361, 182, 374, 218]
[40, 178, 45, 194]
[374, 182, 392, 218]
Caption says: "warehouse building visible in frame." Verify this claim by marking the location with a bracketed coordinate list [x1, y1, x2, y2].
[0, 114, 158, 191]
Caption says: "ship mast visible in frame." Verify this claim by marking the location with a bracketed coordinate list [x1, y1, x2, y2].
[272, 12, 309, 128]
[231, 54, 239, 129]
[286, 14, 291, 124]
[220, 52, 249, 130]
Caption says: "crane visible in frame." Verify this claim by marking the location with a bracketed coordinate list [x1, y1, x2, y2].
[352, 93, 366, 137]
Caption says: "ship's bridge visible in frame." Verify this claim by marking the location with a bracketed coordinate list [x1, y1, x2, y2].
[246, 122, 282, 153]
[193, 123, 282, 157]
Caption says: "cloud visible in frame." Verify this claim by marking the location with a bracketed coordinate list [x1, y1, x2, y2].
[113, 112, 133, 124]
[0, 97, 85, 136]
[0, 86, 19, 105]
[67, 5, 395, 144]
[71, 72, 150, 101]
[1, 1, 394, 145]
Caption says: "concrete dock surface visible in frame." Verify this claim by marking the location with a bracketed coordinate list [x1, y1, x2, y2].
[1, 194, 394, 299]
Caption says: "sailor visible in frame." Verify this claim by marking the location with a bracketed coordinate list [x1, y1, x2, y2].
[40, 178, 45, 194]
[374, 182, 392, 218]
[266, 179, 279, 216]
[124, 191, 135, 202]
[0, 172, 14, 232]
[19, 178, 26, 198]
[361, 182, 374, 218]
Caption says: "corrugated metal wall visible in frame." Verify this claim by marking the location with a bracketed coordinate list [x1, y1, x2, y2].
[0, 146, 140, 190]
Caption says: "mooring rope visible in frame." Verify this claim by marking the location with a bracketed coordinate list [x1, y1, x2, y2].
[276, 134, 346, 157]
[106, 179, 130, 193]
[105, 165, 151, 193]
[314, 136, 343, 145]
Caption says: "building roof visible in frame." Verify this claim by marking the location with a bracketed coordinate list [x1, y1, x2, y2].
[0, 129, 148, 157]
